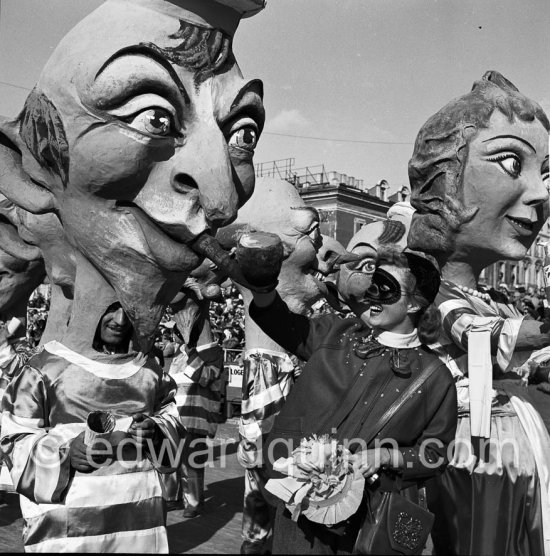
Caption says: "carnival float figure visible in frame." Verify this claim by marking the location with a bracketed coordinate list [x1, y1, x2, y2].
[408, 70, 550, 556]
[0, 0, 266, 551]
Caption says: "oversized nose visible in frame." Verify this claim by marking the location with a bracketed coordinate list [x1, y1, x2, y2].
[171, 120, 238, 230]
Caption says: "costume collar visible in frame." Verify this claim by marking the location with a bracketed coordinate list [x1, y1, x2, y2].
[44, 340, 147, 379]
[374, 329, 421, 349]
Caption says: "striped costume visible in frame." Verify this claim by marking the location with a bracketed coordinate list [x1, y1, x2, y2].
[0, 340, 184, 553]
[169, 341, 225, 437]
[238, 348, 300, 547]
[431, 280, 550, 556]
[165, 341, 225, 508]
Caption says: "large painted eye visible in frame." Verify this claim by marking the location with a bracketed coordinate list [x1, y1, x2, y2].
[497, 154, 521, 178]
[359, 259, 377, 274]
[128, 108, 173, 136]
[229, 126, 258, 152]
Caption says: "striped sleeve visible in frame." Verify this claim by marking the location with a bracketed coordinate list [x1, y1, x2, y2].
[437, 289, 523, 372]
[240, 350, 295, 441]
[0, 366, 72, 504]
[183, 342, 224, 388]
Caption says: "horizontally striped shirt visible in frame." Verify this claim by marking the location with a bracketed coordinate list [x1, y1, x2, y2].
[1, 341, 184, 553]
[169, 341, 226, 438]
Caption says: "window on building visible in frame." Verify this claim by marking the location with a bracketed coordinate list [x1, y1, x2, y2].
[354, 218, 367, 234]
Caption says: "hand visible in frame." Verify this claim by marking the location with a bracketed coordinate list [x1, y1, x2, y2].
[352, 448, 390, 478]
[128, 413, 160, 447]
[69, 432, 95, 472]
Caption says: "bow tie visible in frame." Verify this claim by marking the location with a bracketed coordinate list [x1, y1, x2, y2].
[353, 335, 413, 376]
[353, 335, 385, 359]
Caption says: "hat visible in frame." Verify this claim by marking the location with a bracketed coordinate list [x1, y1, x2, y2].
[499, 283, 510, 292]
[127, 0, 266, 36]
[403, 249, 441, 305]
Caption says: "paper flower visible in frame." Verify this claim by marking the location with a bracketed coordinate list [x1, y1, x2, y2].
[265, 434, 365, 525]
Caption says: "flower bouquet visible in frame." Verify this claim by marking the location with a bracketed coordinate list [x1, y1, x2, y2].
[265, 434, 364, 525]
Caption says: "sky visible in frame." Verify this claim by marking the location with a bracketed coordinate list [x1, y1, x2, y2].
[0, 0, 548, 193]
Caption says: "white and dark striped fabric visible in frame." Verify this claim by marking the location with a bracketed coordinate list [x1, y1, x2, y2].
[430, 280, 524, 381]
[169, 341, 225, 438]
[1, 341, 184, 553]
[238, 348, 297, 467]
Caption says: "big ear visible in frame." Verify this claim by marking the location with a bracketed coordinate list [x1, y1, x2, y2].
[0, 117, 55, 214]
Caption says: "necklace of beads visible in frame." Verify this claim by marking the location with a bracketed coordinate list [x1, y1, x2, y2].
[456, 284, 491, 302]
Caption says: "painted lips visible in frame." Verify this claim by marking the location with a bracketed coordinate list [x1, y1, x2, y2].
[505, 215, 536, 236]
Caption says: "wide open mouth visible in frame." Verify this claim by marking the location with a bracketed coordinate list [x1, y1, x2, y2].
[369, 303, 383, 316]
[115, 201, 207, 272]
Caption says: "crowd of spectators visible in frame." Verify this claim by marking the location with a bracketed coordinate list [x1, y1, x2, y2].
[155, 284, 246, 365]
[21, 281, 550, 358]
[484, 282, 550, 321]
[25, 288, 49, 348]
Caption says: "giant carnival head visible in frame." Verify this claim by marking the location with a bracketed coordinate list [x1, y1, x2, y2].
[217, 177, 330, 315]
[336, 203, 415, 308]
[408, 71, 549, 269]
[0, 0, 265, 350]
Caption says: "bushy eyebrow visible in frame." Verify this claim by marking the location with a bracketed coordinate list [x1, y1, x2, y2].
[224, 79, 265, 131]
[95, 45, 190, 105]
[482, 134, 536, 153]
[230, 79, 263, 111]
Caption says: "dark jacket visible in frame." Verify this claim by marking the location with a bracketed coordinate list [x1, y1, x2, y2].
[250, 294, 458, 485]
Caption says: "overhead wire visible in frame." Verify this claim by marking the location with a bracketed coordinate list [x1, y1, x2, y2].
[0, 80, 31, 92]
[263, 131, 413, 145]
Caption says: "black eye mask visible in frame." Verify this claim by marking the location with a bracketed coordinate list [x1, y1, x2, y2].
[364, 268, 402, 305]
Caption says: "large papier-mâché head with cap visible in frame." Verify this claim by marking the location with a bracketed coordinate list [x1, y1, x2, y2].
[0, 0, 265, 351]
[408, 70, 549, 269]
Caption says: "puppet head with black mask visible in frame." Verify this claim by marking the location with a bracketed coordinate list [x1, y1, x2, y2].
[350, 246, 442, 344]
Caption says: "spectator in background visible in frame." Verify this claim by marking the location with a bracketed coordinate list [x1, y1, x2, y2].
[498, 283, 511, 302]
[522, 298, 540, 320]
[512, 288, 524, 312]
[533, 295, 546, 321]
